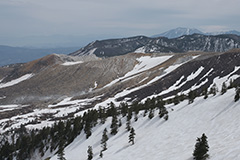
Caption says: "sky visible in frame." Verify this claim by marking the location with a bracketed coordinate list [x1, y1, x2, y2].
[0, 0, 240, 47]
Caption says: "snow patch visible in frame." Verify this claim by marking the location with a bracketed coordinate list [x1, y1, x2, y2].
[62, 61, 83, 66]
[104, 56, 172, 88]
[134, 46, 146, 53]
[186, 66, 204, 81]
[0, 74, 34, 89]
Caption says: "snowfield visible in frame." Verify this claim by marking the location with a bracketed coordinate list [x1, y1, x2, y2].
[50, 89, 240, 160]
[103, 55, 172, 88]
[61, 61, 83, 66]
[0, 74, 34, 89]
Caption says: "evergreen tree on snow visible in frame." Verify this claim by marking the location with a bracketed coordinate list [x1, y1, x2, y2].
[148, 108, 154, 119]
[203, 88, 208, 99]
[99, 150, 103, 158]
[101, 128, 109, 152]
[126, 118, 131, 131]
[193, 133, 209, 160]
[87, 146, 93, 160]
[188, 90, 196, 104]
[209, 83, 218, 96]
[159, 106, 168, 119]
[234, 86, 240, 102]
[57, 140, 66, 160]
[110, 114, 118, 135]
[128, 127, 136, 145]
[221, 82, 227, 95]
[173, 94, 180, 105]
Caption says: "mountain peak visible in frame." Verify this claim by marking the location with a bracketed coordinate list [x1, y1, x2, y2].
[152, 27, 203, 38]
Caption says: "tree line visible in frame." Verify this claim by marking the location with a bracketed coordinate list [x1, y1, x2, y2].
[0, 81, 239, 160]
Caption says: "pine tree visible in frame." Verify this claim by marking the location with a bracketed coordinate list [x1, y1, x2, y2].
[203, 88, 208, 99]
[134, 113, 138, 122]
[159, 106, 168, 119]
[164, 114, 169, 121]
[193, 133, 209, 160]
[84, 120, 92, 139]
[126, 118, 131, 131]
[188, 90, 196, 104]
[173, 94, 180, 105]
[118, 118, 122, 127]
[148, 109, 154, 119]
[110, 114, 118, 135]
[120, 102, 128, 117]
[57, 140, 66, 160]
[221, 82, 227, 95]
[234, 87, 240, 102]
[210, 83, 218, 96]
[128, 127, 136, 145]
[99, 150, 103, 158]
[101, 128, 109, 152]
[229, 79, 234, 88]
[87, 146, 93, 160]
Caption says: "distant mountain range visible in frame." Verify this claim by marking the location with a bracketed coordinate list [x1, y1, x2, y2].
[71, 34, 240, 57]
[0, 45, 79, 66]
[152, 27, 240, 38]
[1, 27, 240, 66]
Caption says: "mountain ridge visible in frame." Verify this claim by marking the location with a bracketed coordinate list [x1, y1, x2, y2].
[152, 27, 240, 38]
[70, 34, 240, 57]
[1, 33, 240, 160]
[152, 27, 204, 38]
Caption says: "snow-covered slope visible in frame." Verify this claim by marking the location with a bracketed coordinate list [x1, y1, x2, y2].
[152, 27, 203, 38]
[50, 89, 240, 160]
[1, 49, 240, 160]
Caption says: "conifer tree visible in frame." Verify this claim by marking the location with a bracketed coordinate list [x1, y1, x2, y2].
[203, 88, 208, 99]
[84, 121, 92, 139]
[159, 106, 168, 119]
[87, 146, 93, 160]
[126, 118, 131, 131]
[128, 127, 136, 145]
[57, 140, 66, 160]
[148, 108, 154, 119]
[118, 118, 122, 127]
[164, 114, 169, 121]
[173, 94, 180, 105]
[229, 79, 234, 88]
[221, 82, 227, 95]
[98, 106, 106, 124]
[101, 128, 109, 152]
[193, 133, 209, 160]
[110, 114, 118, 135]
[120, 102, 128, 117]
[188, 90, 196, 104]
[210, 83, 218, 96]
[234, 87, 240, 102]
[99, 150, 103, 158]
[134, 113, 138, 122]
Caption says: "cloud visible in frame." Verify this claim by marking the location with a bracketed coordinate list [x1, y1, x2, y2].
[0, 0, 240, 46]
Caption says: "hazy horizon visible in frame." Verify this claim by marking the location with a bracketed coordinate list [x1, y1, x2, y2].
[1, 0, 240, 47]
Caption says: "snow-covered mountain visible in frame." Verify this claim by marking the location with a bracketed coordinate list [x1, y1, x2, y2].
[70, 34, 240, 57]
[152, 27, 203, 38]
[1, 36, 240, 159]
[207, 30, 240, 36]
[152, 27, 240, 39]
